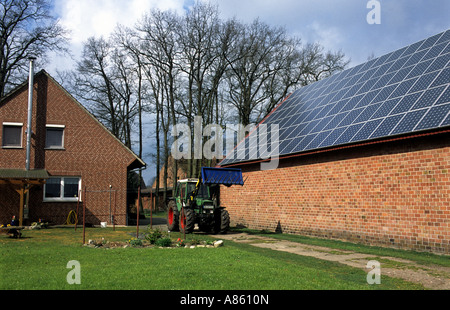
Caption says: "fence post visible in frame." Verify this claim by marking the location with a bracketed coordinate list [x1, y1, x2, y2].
[113, 190, 116, 231]
[82, 186, 87, 245]
[75, 189, 80, 232]
[109, 185, 112, 224]
[149, 194, 153, 230]
[136, 186, 140, 239]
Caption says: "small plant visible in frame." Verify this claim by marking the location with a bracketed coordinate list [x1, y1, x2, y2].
[155, 237, 172, 247]
[145, 228, 165, 244]
[128, 238, 143, 247]
[189, 236, 201, 245]
[175, 238, 185, 247]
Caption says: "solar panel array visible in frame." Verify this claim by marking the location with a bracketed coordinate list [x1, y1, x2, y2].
[220, 30, 450, 166]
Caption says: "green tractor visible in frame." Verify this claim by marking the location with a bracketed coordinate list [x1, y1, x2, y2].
[167, 167, 244, 234]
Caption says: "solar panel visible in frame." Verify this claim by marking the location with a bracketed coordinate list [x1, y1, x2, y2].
[219, 30, 450, 166]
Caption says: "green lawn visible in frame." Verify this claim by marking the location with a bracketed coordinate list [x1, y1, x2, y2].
[0, 226, 425, 290]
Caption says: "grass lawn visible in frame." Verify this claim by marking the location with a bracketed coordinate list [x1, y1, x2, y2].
[0, 226, 426, 290]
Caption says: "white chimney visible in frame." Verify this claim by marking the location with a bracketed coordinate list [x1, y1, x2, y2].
[26, 56, 36, 171]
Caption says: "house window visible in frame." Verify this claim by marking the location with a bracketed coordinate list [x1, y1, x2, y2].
[2, 123, 23, 148]
[45, 125, 65, 149]
[44, 177, 81, 202]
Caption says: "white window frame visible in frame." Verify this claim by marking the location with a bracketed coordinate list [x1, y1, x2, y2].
[43, 176, 82, 202]
[45, 124, 65, 149]
[2, 122, 23, 148]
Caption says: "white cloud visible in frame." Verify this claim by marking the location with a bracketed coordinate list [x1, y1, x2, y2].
[55, 0, 185, 45]
[48, 0, 187, 74]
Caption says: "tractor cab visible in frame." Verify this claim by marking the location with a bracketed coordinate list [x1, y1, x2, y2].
[175, 178, 217, 211]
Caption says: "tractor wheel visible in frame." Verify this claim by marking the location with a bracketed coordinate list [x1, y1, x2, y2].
[167, 201, 179, 231]
[179, 208, 195, 234]
[214, 209, 230, 234]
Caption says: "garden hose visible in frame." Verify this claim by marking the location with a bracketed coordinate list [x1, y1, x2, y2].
[65, 210, 78, 225]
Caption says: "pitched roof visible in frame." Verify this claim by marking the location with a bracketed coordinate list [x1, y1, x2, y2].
[220, 29, 450, 167]
[0, 70, 146, 170]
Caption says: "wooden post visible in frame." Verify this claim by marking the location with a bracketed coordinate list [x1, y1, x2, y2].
[150, 188, 153, 229]
[113, 190, 117, 231]
[75, 189, 81, 231]
[18, 186, 24, 227]
[136, 187, 140, 239]
[14, 185, 30, 227]
[150, 195, 153, 230]
[150, 189, 153, 211]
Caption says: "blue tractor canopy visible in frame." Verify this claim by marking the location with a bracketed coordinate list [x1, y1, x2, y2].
[201, 167, 244, 186]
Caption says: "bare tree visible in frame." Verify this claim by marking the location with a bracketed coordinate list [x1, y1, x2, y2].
[110, 46, 137, 148]
[224, 19, 296, 126]
[298, 43, 349, 86]
[178, 2, 233, 176]
[113, 25, 149, 178]
[74, 37, 120, 138]
[137, 8, 183, 197]
[73, 36, 140, 148]
[224, 20, 350, 126]
[0, 0, 69, 97]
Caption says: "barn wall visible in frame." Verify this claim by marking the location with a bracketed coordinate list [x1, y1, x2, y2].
[221, 132, 450, 254]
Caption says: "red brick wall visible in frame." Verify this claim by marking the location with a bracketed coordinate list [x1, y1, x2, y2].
[0, 72, 139, 225]
[221, 132, 450, 254]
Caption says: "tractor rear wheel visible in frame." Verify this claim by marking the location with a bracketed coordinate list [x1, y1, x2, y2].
[214, 208, 230, 234]
[167, 201, 179, 231]
[179, 208, 195, 234]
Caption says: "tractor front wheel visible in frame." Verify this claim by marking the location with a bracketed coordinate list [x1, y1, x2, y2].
[167, 201, 179, 231]
[214, 208, 230, 234]
[180, 208, 195, 234]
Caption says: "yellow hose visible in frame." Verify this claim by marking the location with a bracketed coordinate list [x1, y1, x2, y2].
[66, 210, 78, 225]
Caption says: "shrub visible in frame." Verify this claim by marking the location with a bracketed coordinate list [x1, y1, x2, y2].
[155, 237, 172, 247]
[145, 228, 165, 244]
[128, 238, 143, 247]
[189, 237, 201, 245]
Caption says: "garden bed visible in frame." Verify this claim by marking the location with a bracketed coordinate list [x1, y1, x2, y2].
[84, 238, 224, 249]
[83, 227, 224, 249]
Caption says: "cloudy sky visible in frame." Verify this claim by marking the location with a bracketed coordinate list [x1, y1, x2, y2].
[49, 0, 450, 71]
[47, 0, 450, 182]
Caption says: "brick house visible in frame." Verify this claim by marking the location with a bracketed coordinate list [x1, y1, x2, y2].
[219, 31, 450, 254]
[0, 70, 145, 226]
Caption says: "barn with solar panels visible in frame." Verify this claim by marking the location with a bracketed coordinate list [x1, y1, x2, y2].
[218, 30, 450, 254]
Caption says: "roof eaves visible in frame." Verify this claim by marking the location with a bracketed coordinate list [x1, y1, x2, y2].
[219, 127, 450, 168]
